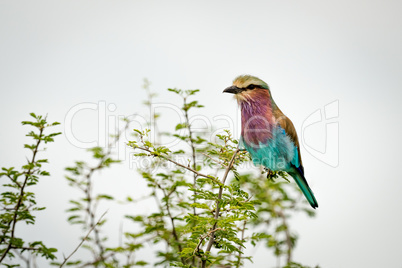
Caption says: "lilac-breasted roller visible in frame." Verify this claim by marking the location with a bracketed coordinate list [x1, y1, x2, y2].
[223, 75, 318, 208]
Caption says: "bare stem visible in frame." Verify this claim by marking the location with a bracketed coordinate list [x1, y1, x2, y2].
[183, 97, 198, 214]
[277, 209, 293, 264]
[60, 211, 108, 267]
[133, 146, 219, 184]
[183, 97, 199, 266]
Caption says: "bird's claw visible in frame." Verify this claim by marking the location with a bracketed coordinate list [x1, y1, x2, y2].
[265, 168, 274, 179]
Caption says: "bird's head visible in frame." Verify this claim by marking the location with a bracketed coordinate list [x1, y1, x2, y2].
[223, 75, 271, 104]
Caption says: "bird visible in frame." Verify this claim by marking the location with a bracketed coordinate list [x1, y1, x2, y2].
[223, 75, 318, 208]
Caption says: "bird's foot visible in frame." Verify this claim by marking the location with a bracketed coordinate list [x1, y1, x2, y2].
[265, 168, 274, 179]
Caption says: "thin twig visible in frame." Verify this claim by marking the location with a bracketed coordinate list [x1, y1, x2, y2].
[183, 97, 198, 192]
[201, 152, 224, 166]
[194, 228, 223, 255]
[75, 252, 116, 268]
[277, 209, 293, 264]
[13, 249, 30, 268]
[71, 121, 129, 265]
[60, 211, 108, 267]
[155, 183, 186, 264]
[236, 220, 247, 268]
[85, 170, 106, 262]
[5, 174, 22, 188]
[10, 246, 41, 251]
[183, 96, 201, 267]
[202, 149, 239, 268]
[133, 146, 219, 183]
[0, 126, 44, 262]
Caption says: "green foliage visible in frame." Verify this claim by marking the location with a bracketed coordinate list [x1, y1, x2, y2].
[58, 84, 318, 267]
[283, 262, 321, 268]
[56, 131, 126, 267]
[0, 83, 319, 268]
[124, 88, 317, 267]
[0, 113, 60, 265]
[235, 172, 315, 265]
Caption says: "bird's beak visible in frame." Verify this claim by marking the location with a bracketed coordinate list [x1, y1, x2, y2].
[223, 86, 242, 94]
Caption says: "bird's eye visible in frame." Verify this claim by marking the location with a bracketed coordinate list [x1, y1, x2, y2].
[246, 84, 256, 90]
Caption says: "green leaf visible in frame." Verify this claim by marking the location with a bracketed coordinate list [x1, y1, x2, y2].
[175, 123, 188, 131]
[96, 194, 114, 200]
[167, 88, 182, 94]
[134, 261, 148, 266]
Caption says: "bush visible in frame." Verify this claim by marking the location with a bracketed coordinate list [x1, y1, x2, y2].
[0, 85, 318, 268]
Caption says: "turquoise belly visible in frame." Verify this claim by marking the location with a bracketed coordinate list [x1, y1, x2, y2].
[241, 126, 299, 171]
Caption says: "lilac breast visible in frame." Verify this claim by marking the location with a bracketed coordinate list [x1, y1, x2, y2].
[240, 97, 274, 147]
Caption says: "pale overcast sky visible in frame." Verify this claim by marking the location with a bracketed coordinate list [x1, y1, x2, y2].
[1, 1, 401, 267]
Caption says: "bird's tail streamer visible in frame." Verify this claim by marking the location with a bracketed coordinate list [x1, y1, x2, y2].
[289, 166, 318, 209]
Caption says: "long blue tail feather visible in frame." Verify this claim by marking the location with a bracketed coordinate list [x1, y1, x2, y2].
[288, 165, 318, 209]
